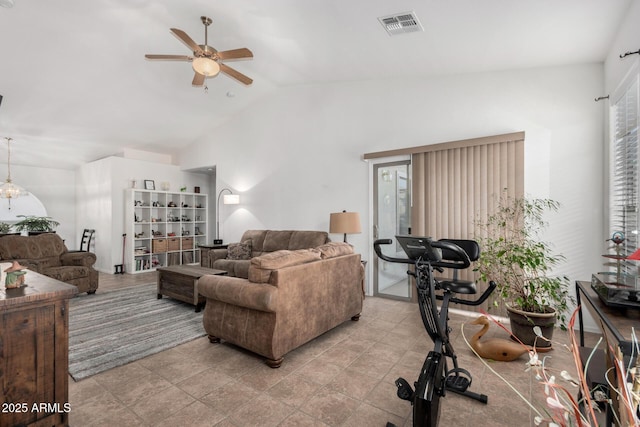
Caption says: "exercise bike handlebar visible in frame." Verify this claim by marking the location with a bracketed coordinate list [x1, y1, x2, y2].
[373, 238, 413, 264]
[373, 238, 471, 270]
[373, 238, 496, 307]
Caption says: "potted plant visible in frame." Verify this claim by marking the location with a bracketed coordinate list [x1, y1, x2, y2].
[14, 215, 60, 235]
[474, 192, 573, 347]
[0, 222, 12, 235]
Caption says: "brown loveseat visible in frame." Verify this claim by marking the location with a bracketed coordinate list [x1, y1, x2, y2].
[0, 233, 98, 294]
[199, 241, 364, 367]
[202, 229, 331, 278]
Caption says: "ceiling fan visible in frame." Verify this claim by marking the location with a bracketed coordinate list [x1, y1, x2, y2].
[145, 16, 253, 86]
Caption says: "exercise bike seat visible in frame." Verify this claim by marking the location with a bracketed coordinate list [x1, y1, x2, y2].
[435, 239, 479, 295]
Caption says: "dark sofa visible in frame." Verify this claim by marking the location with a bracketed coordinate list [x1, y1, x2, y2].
[0, 233, 98, 294]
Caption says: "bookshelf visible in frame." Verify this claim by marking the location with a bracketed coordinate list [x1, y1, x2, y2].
[125, 189, 208, 273]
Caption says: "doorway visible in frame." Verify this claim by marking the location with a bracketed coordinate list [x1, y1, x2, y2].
[373, 161, 411, 300]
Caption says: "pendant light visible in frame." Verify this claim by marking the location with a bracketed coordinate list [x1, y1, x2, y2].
[0, 137, 28, 207]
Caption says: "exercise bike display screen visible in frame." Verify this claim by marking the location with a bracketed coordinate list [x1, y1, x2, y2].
[396, 235, 442, 262]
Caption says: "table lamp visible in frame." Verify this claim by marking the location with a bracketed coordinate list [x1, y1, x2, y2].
[329, 211, 361, 243]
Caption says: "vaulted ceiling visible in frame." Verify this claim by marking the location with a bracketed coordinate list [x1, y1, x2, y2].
[0, 0, 632, 170]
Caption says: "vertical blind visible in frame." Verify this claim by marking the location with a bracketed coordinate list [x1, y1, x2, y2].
[411, 133, 525, 311]
[610, 75, 639, 275]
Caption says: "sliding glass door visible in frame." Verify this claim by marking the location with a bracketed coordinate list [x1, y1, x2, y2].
[373, 161, 411, 300]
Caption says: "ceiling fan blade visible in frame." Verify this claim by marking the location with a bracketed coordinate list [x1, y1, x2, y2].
[192, 72, 205, 86]
[170, 28, 203, 54]
[145, 54, 192, 61]
[217, 48, 253, 61]
[220, 63, 253, 85]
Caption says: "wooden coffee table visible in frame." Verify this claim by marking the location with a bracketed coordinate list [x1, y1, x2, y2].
[156, 265, 227, 312]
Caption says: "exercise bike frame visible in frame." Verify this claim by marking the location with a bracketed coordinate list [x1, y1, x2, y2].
[374, 237, 496, 427]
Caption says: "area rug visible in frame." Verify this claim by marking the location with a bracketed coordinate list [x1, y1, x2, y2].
[68, 283, 205, 381]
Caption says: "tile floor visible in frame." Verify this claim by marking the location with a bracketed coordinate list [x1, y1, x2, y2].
[68, 272, 590, 426]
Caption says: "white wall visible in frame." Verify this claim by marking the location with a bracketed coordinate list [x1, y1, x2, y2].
[0, 163, 76, 243]
[604, 0, 640, 95]
[181, 63, 605, 301]
[77, 156, 210, 273]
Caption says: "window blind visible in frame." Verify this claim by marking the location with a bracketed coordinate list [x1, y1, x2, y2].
[610, 75, 639, 275]
[411, 134, 524, 311]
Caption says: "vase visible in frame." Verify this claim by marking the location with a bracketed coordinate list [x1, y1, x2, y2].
[506, 304, 556, 348]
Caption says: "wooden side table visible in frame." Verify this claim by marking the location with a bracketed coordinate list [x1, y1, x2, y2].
[0, 271, 77, 427]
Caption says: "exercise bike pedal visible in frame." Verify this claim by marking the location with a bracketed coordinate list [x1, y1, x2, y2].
[394, 377, 414, 401]
[445, 368, 472, 393]
[445, 375, 470, 392]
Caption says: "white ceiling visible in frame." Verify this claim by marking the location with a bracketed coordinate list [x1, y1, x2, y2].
[0, 0, 632, 170]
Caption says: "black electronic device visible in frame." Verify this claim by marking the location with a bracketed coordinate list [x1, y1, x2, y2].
[395, 235, 442, 262]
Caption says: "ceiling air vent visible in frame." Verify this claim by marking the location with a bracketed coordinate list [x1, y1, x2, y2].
[378, 12, 423, 36]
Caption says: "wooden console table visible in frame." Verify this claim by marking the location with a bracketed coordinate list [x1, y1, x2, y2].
[0, 271, 77, 427]
[575, 280, 639, 426]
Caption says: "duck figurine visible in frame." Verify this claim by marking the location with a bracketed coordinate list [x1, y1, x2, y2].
[468, 315, 550, 361]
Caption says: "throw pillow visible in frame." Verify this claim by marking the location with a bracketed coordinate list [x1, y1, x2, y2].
[226, 241, 252, 260]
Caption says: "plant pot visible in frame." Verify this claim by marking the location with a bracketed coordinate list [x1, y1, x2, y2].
[506, 304, 556, 348]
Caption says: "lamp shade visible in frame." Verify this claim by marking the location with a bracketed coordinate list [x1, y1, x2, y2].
[223, 194, 240, 205]
[192, 57, 220, 77]
[329, 211, 361, 234]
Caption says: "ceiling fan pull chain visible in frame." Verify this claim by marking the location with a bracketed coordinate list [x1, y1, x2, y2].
[204, 84, 208, 94]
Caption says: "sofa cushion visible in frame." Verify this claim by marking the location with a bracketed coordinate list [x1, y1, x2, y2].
[213, 259, 251, 279]
[249, 249, 321, 283]
[288, 231, 330, 250]
[227, 241, 252, 260]
[262, 231, 295, 252]
[315, 242, 354, 259]
[43, 266, 90, 282]
[0, 234, 67, 261]
[37, 255, 63, 269]
[241, 230, 268, 255]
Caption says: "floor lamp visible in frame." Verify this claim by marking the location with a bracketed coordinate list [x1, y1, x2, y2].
[214, 188, 239, 244]
[329, 211, 361, 243]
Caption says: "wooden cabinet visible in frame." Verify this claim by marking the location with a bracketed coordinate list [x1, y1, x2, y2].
[125, 189, 208, 273]
[0, 273, 77, 427]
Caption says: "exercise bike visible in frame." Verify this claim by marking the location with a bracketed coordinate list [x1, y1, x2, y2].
[374, 236, 496, 427]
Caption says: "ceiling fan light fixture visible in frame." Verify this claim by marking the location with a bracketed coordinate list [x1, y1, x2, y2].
[147, 16, 252, 85]
[192, 57, 220, 77]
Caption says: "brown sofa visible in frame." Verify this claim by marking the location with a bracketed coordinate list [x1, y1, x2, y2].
[201, 230, 331, 278]
[0, 233, 98, 294]
[199, 241, 364, 367]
